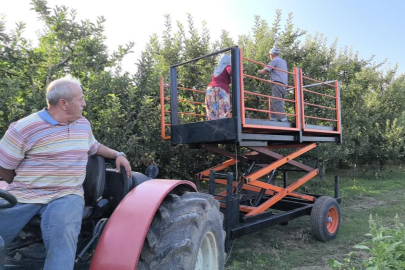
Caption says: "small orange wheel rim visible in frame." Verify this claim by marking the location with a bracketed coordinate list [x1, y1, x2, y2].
[326, 206, 339, 234]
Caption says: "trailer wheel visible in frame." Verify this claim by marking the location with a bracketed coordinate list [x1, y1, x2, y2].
[311, 196, 340, 242]
[138, 192, 225, 270]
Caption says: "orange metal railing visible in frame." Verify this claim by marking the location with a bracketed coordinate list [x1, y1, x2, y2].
[240, 56, 300, 131]
[160, 78, 206, 140]
[160, 77, 171, 140]
[300, 69, 341, 133]
[160, 49, 341, 140]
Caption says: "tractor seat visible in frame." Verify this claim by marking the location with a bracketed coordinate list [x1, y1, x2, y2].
[27, 155, 107, 226]
[82, 155, 106, 219]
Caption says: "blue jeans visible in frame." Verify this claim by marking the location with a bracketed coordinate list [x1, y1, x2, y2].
[0, 195, 84, 270]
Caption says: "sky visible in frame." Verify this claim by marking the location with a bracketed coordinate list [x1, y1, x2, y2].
[1, 0, 404, 75]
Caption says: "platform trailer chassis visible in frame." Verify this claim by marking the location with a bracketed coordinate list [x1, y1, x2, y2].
[194, 143, 341, 252]
[161, 45, 343, 259]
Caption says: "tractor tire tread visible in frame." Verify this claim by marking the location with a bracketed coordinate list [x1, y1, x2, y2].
[138, 192, 225, 270]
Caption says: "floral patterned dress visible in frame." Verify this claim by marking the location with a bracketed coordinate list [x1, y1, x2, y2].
[205, 61, 231, 120]
[205, 86, 230, 120]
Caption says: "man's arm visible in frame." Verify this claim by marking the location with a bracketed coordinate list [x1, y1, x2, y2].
[96, 144, 132, 178]
[0, 124, 24, 184]
[258, 59, 277, 75]
[0, 166, 16, 184]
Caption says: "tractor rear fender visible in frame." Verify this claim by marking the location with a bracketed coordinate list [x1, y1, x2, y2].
[90, 179, 197, 270]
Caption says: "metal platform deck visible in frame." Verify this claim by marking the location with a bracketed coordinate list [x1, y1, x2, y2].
[160, 46, 342, 147]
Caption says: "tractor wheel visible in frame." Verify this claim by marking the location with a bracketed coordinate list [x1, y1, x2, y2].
[137, 192, 225, 270]
[311, 196, 340, 242]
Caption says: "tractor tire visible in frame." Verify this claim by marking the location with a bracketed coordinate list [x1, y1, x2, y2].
[311, 196, 340, 242]
[137, 192, 225, 270]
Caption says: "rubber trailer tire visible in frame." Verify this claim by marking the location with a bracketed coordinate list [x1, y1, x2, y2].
[311, 196, 340, 242]
[137, 192, 225, 270]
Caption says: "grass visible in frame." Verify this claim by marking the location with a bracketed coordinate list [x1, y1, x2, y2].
[224, 166, 405, 270]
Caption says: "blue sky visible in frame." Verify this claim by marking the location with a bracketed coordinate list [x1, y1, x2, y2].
[2, 0, 404, 75]
[229, 0, 404, 75]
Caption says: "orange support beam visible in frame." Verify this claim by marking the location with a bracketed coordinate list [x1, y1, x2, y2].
[246, 180, 315, 202]
[195, 159, 238, 179]
[214, 179, 275, 196]
[246, 169, 318, 216]
[250, 147, 314, 172]
[213, 179, 314, 202]
[160, 77, 171, 140]
[220, 202, 255, 213]
[300, 68, 306, 130]
[244, 143, 317, 182]
[335, 80, 342, 133]
[293, 67, 301, 129]
[239, 48, 246, 125]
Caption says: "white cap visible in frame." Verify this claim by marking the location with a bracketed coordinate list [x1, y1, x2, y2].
[270, 48, 280, 55]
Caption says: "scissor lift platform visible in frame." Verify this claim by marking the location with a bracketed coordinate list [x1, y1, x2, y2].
[160, 46, 342, 251]
[161, 46, 342, 146]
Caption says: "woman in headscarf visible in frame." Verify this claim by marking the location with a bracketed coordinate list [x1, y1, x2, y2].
[205, 54, 232, 120]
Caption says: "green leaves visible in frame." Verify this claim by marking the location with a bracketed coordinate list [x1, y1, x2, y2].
[330, 215, 405, 270]
[1, 4, 405, 178]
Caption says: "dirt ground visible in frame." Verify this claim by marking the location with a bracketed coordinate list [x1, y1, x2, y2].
[346, 196, 387, 210]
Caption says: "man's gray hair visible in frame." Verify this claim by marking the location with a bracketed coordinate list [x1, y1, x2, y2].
[46, 75, 81, 106]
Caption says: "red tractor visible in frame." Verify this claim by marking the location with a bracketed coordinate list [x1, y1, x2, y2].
[1, 46, 342, 270]
[0, 157, 225, 269]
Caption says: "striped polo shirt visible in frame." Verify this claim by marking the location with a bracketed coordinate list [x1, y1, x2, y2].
[0, 109, 100, 204]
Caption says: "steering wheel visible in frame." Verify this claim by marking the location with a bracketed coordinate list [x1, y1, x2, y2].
[0, 189, 17, 209]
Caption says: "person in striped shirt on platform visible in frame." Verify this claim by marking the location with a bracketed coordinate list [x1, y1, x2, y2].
[0, 75, 132, 270]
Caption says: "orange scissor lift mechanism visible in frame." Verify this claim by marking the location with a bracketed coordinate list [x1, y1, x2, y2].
[160, 46, 342, 251]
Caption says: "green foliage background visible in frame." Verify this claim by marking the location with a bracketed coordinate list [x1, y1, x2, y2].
[1, 1, 405, 178]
